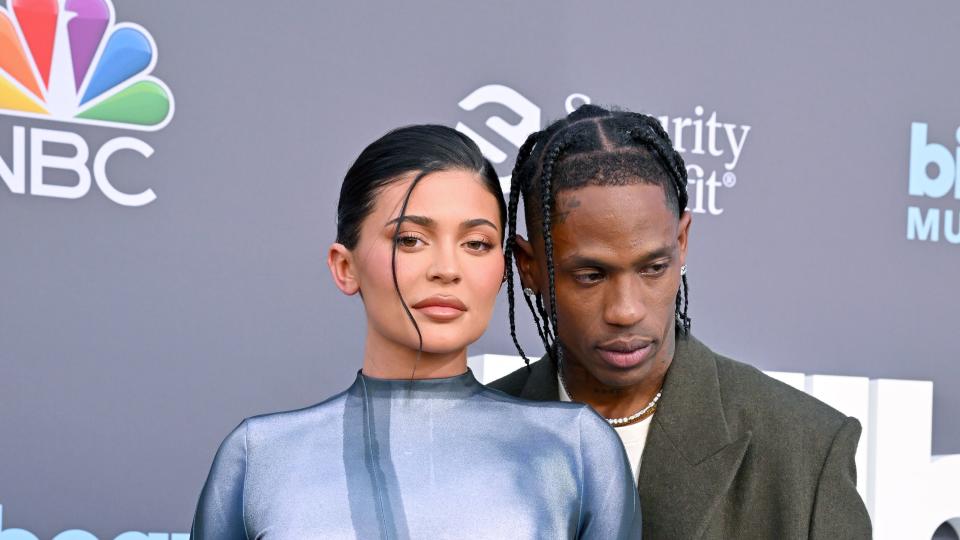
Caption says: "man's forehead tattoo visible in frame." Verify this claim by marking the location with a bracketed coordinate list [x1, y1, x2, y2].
[552, 195, 581, 225]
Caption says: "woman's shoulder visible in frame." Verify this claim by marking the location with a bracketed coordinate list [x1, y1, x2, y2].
[232, 388, 352, 446]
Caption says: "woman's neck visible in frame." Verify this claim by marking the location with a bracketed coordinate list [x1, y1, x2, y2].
[361, 327, 468, 379]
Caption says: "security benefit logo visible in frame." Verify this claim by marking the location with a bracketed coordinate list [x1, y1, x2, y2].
[907, 122, 960, 244]
[0, 0, 174, 207]
[456, 84, 751, 216]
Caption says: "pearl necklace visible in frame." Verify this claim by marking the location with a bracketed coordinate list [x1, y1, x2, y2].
[558, 363, 662, 427]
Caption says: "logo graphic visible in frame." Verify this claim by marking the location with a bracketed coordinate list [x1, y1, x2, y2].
[0, 505, 188, 539]
[456, 84, 751, 216]
[906, 122, 960, 244]
[455, 84, 542, 192]
[0, 0, 174, 131]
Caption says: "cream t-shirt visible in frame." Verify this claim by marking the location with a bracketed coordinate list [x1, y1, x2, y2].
[558, 375, 652, 483]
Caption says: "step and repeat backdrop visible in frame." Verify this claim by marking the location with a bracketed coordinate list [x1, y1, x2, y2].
[1, 1, 958, 538]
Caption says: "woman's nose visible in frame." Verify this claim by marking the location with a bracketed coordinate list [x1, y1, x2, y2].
[427, 248, 461, 284]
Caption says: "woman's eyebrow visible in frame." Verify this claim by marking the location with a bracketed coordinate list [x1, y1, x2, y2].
[462, 218, 499, 232]
[384, 216, 499, 232]
[384, 215, 434, 228]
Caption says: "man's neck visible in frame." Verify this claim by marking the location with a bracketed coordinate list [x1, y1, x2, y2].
[559, 335, 676, 420]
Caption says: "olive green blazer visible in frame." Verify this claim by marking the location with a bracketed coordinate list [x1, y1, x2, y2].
[490, 335, 872, 539]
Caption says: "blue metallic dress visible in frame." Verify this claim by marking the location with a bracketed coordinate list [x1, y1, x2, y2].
[191, 369, 641, 539]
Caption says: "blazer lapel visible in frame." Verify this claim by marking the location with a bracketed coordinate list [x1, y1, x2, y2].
[638, 336, 751, 539]
[518, 356, 560, 401]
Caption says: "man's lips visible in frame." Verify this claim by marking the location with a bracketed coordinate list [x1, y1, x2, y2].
[411, 295, 467, 321]
[595, 338, 654, 369]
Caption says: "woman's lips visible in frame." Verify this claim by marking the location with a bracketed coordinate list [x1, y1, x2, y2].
[596, 342, 653, 369]
[411, 295, 467, 321]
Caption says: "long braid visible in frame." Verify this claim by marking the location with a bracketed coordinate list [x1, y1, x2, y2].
[505, 134, 541, 368]
[533, 294, 551, 343]
[519, 136, 555, 357]
[525, 287, 550, 351]
[538, 136, 570, 363]
[504, 133, 559, 365]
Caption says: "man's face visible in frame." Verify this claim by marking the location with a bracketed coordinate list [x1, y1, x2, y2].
[517, 183, 691, 388]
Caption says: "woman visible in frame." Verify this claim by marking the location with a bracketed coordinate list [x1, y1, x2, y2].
[191, 125, 641, 539]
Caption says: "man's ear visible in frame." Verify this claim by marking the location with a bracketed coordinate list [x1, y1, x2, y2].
[678, 210, 692, 266]
[327, 243, 361, 295]
[513, 235, 543, 294]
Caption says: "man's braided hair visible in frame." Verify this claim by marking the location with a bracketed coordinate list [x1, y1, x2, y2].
[503, 104, 691, 369]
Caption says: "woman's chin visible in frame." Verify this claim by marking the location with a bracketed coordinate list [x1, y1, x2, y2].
[417, 337, 477, 356]
[417, 346, 468, 357]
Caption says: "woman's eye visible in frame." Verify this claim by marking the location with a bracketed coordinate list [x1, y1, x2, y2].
[395, 234, 425, 248]
[463, 239, 493, 252]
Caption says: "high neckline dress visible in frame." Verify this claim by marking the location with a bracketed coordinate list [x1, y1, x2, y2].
[191, 369, 641, 539]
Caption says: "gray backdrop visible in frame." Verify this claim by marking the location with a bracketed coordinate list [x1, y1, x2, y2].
[1, 1, 957, 537]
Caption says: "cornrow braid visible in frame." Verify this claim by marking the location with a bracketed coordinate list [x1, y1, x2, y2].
[626, 123, 692, 334]
[627, 114, 688, 184]
[503, 104, 693, 366]
[627, 123, 688, 207]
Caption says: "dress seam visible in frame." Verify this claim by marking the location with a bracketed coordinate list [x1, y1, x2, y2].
[360, 375, 390, 538]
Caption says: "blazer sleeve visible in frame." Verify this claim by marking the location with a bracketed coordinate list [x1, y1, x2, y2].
[809, 416, 872, 539]
[191, 420, 248, 540]
[576, 407, 643, 540]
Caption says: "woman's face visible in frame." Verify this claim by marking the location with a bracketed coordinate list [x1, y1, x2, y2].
[343, 169, 504, 355]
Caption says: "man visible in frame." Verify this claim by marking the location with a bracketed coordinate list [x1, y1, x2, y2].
[491, 105, 872, 539]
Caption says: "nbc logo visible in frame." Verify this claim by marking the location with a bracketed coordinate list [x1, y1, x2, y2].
[0, 0, 174, 207]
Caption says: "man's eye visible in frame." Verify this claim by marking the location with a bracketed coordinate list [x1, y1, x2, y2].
[574, 271, 604, 284]
[642, 264, 668, 276]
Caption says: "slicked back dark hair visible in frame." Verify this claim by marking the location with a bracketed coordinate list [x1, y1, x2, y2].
[337, 125, 505, 249]
[504, 104, 691, 368]
[336, 124, 506, 374]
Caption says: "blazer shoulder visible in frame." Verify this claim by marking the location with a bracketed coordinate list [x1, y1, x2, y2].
[712, 353, 851, 440]
[487, 362, 535, 396]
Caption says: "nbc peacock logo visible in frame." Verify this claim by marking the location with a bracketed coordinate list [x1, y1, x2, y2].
[0, 0, 174, 207]
[0, 0, 173, 130]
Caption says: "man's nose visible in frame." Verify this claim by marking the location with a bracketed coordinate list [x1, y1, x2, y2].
[603, 276, 647, 327]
